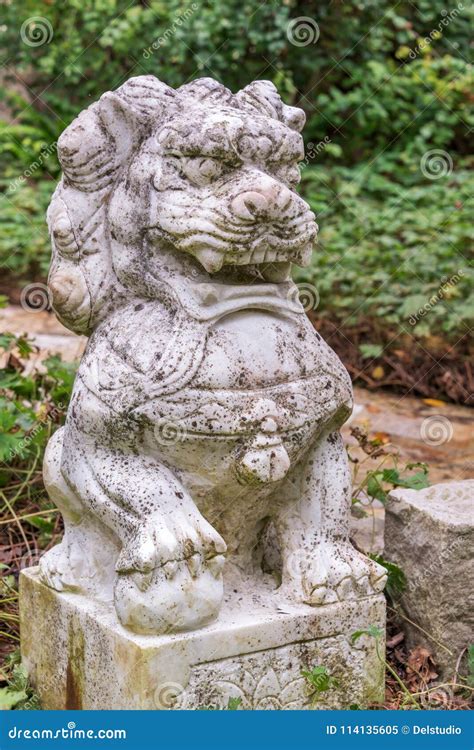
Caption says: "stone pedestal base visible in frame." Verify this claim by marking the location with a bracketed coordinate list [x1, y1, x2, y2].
[20, 567, 385, 710]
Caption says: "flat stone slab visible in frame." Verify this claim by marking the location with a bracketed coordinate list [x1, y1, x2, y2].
[20, 568, 385, 710]
[385, 480, 474, 677]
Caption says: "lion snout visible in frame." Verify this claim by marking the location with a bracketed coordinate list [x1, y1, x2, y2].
[230, 182, 293, 222]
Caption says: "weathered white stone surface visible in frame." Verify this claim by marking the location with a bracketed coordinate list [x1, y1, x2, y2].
[21, 568, 385, 709]
[385, 480, 474, 677]
[33, 74, 386, 637]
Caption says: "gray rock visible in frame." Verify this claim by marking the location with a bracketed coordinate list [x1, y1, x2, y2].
[385, 480, 474, 678]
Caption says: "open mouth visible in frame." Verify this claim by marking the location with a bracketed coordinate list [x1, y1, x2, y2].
[148, 210, 318, 273]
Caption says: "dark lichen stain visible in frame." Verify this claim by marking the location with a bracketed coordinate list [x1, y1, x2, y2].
[65, 621, 85, 709]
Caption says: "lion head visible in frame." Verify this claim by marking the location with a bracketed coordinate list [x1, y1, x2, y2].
[48, 76, 318, 331]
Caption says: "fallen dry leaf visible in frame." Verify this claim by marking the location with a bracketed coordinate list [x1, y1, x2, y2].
[405, 646, 438, 690]
[422, 398, 447, 408]
[372, 431, 390, 444]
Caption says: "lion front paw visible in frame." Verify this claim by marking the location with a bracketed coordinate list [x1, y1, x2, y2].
[113, 508, 226, 634]
[283, 539, 387, 606]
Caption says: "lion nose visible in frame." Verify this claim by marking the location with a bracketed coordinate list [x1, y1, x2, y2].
[230, 184, 292, 221]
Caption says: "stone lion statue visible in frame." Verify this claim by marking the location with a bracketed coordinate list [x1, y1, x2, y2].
[41, 76, 386, 634]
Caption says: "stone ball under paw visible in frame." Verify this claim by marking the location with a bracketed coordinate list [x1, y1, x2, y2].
[113, 558, 224, 635]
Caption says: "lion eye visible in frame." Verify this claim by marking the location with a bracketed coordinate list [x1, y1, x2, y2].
[273, 164, 301, 187]
[182, 157, 224, 185]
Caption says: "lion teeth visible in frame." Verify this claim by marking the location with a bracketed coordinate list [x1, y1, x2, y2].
[194, 248, 224, 273]
[296, 243, 313, 267]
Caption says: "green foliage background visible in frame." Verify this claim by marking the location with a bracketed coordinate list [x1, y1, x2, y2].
[1, 0, 473, 344]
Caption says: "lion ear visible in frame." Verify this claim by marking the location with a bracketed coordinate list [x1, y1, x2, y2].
[236, 80, 305, 132]
[178, 77, 234, 106]
[113, 75, 176, 119]
[57, 92, 140, 193]
[57, 76, 176, 193]
[98, 92, 142, 145]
